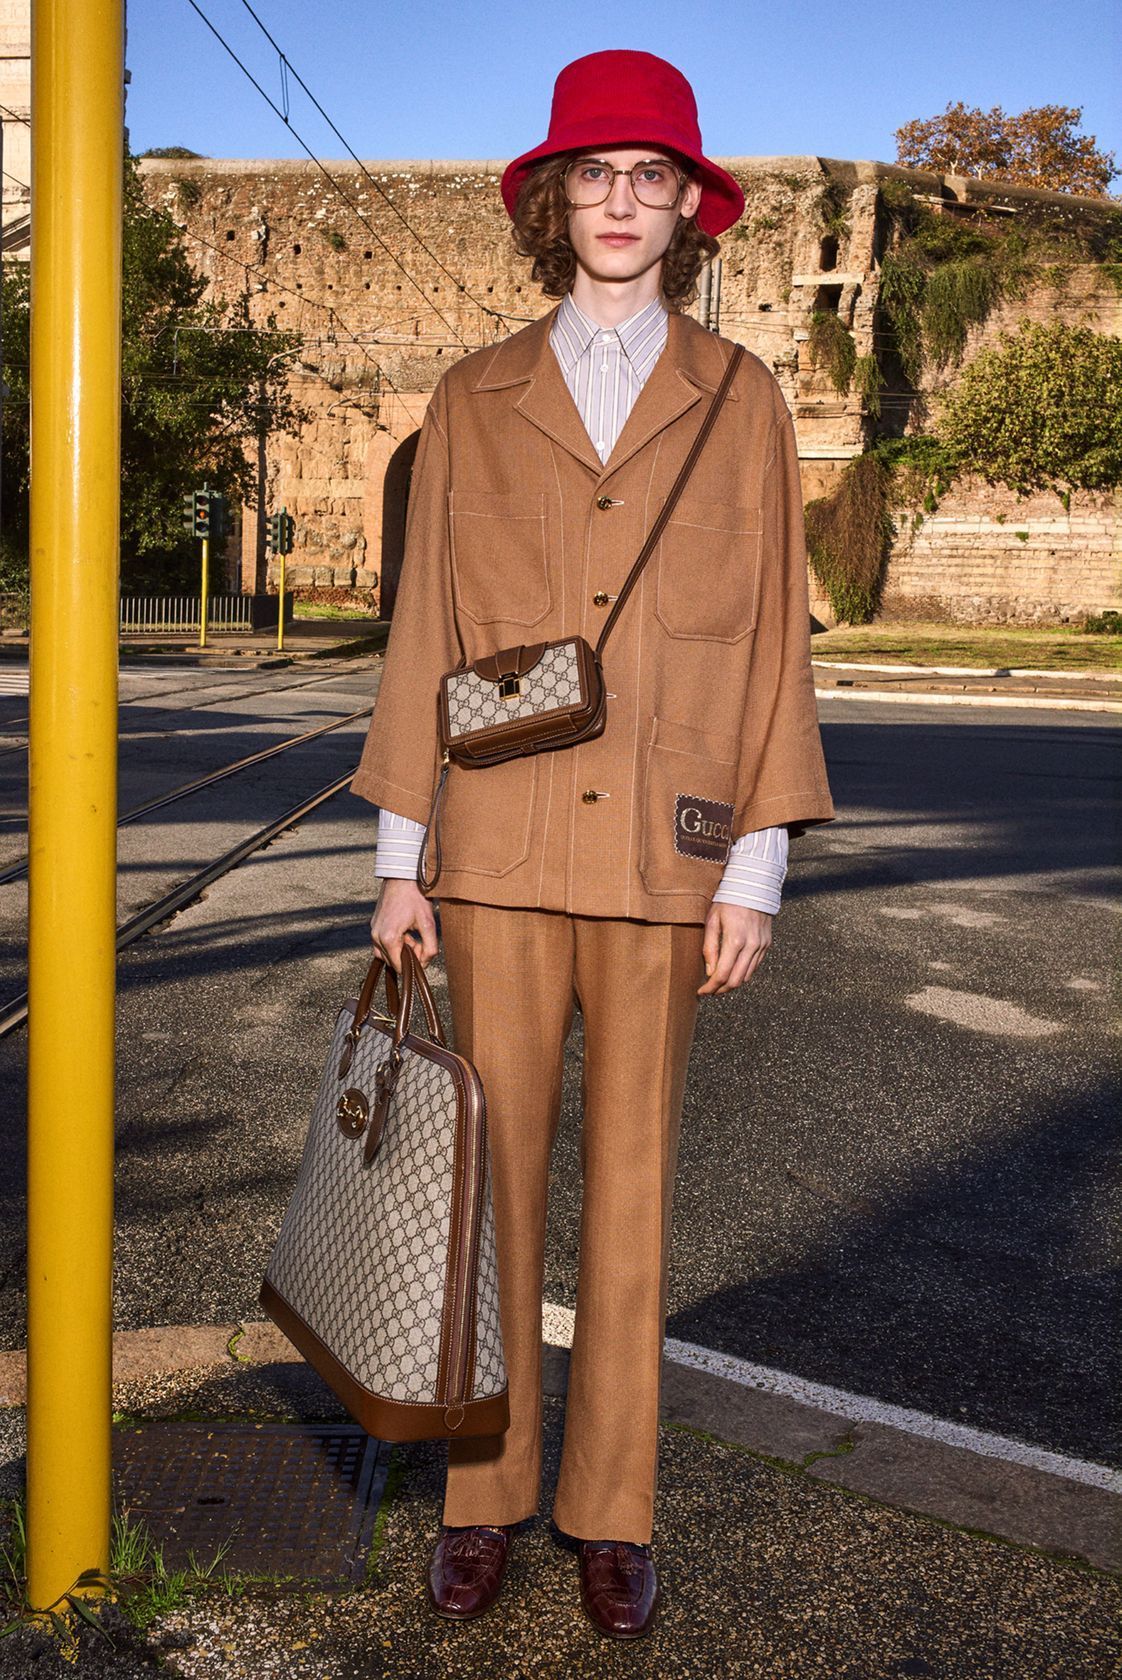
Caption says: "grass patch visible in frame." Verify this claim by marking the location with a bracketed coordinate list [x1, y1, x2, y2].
[810, 620, 1122, 673]
[292, 602, 376, 621]
[0, 1495, 294, 1652]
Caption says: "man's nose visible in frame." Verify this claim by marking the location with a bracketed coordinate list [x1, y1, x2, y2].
[603, 171, 639, 216]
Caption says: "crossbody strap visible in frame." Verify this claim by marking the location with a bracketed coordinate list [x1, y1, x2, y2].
[593, 341, 745, 660]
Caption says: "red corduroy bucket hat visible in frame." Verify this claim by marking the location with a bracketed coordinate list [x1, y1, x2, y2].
[500, 50, 745, 238]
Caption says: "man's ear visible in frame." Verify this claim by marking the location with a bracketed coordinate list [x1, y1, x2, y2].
[680, 175, 703, 220]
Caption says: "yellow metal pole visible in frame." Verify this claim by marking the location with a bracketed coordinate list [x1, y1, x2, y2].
[198, 534, 209, 648]
[277, 547, 285, 651]
[27, 0, 124, 1611]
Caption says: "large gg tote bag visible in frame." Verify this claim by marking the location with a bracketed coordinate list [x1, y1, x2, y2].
[261, 941, 509, 1441]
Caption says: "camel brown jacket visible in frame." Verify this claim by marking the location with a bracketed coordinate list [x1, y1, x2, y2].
[350, 300, 835, 924]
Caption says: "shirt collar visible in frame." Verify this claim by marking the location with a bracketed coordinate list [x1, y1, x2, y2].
[551, 290, 669, 382]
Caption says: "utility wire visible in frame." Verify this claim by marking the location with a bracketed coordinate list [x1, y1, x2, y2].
[183, 0, 480, 352]
[178, 223, 403, 407]
[234, 0, 518, 338]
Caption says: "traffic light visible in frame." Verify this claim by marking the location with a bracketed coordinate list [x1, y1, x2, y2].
[182, 492, 196, 535]
[193, 490, 211, 540]
[267, 509, 295, 555]
[208, 495, 228, 544]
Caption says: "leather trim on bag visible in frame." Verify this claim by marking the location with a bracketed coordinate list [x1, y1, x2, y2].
[260, 1277, 510, 1441]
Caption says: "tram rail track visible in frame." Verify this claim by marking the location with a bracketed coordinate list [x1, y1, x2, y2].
[0, 704, 372, 885]
[0, 661, 381, 751]
[0, 768, 358, 1038]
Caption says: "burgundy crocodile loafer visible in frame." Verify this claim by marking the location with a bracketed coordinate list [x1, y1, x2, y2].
[426, 1523, 513, 1619]
[578, 1539, 659, 1638]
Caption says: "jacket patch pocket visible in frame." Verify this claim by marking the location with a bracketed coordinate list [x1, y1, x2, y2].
[654, 494, 761, 643]
[449, 489, 552, 628]
[639, 717, 740, 897]
[438, 753, 539, 879]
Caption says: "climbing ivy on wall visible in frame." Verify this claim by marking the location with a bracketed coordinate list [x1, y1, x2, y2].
[803, 452, 896, 624]
[875, 177, 1122, 385]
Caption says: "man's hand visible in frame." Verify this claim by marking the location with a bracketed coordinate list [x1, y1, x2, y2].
[370, 878, 439, 972]
[698, 902, 773, 996]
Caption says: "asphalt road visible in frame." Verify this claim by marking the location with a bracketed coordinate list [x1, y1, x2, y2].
[0, 660, 1116, 1474]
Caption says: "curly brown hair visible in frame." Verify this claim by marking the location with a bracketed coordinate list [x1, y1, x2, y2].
[509, 148, 721, 311]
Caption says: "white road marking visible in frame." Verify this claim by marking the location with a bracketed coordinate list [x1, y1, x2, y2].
[904, 984, 1062, 1037]
[0, 667, 29, 696]
[541, 1301, 1121, 1495]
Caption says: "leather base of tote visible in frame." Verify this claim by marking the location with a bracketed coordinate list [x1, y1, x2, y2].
[439, 636, 606, 767]
[260, 1278, 510, 1442]
[261, 948, 509, 1442]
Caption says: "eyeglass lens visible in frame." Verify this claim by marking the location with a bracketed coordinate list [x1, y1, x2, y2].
[564, 158, 683, 208]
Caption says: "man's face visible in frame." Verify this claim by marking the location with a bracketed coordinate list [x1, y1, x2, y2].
[562, 146, 704, 286]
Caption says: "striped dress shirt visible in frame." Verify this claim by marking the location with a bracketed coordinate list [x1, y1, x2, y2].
[375, 289, 789, 914]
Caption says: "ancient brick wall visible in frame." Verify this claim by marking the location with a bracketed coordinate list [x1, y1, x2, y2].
[138, 155, 1122, 623]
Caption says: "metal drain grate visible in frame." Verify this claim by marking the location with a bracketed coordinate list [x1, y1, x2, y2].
[113, 1422, 389, 1584]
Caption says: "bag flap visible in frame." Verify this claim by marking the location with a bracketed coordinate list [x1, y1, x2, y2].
[470, 643, 548, 683]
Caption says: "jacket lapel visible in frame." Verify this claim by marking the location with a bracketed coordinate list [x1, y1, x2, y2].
[469, 302, 739, 483]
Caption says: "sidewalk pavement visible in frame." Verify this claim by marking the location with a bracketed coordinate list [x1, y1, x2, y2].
[0, 1324, 1118, 1677]
[811, 659, 1122, 712]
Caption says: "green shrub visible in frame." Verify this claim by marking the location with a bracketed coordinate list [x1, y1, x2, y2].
[935, 319, 1122, 494]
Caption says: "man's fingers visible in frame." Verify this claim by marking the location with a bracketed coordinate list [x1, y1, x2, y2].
[701, 917, 722, 980]
[416, 913, 440, 966]
[715, 943, 765, 994]
[698, 930, 744, 996]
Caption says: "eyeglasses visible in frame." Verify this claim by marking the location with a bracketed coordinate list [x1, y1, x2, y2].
[561, 156, 690, 210]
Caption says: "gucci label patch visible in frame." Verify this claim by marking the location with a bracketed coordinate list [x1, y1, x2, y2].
[674, 794, 734, 863]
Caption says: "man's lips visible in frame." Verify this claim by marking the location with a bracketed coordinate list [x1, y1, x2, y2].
[596, 234, 640, 243]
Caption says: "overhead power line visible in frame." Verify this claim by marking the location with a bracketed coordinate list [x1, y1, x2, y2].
[179, 223, 396, 388]
[233, 0, 522, 338]
[182, 0, 483, 353]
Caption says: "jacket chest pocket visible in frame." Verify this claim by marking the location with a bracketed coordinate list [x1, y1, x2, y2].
[639, 716, 741, 897]
[449, 490, 552, 628]
[654, 495, 761, 643]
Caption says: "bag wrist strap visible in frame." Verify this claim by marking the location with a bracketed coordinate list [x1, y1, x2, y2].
[594, 342, 745, 659]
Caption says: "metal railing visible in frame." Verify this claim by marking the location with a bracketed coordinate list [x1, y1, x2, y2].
[119, 594, 254, 633]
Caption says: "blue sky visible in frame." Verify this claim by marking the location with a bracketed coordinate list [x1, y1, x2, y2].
[127, 0, 1121, 185]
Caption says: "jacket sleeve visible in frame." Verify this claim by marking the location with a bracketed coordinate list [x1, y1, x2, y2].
[732, 387, 836, 842]
[349, 376, 463, 824]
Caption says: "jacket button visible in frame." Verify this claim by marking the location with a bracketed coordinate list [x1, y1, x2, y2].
[593, 590, 609, 607]
[596, 495, 614, 510]
[581, 789, 599, 804]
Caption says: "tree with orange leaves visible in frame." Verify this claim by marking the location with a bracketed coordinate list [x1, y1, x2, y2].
[895, 101, 1118, 198]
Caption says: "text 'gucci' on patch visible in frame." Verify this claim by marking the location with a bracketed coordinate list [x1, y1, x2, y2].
[674, 794, 734, 863]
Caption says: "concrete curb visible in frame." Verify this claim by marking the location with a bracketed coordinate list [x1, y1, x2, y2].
[814, 687, 1122, 713]
[2, 1321, 1116, 1574]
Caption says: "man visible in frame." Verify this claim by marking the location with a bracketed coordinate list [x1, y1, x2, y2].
[350, 49, 835, 1639]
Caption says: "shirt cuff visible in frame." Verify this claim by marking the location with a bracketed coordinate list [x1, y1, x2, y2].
[710, 824, 789, 915]
[376, 807, 426, 880]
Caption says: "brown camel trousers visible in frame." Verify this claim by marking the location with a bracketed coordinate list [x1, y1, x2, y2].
[437, 897, 707, 1545]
